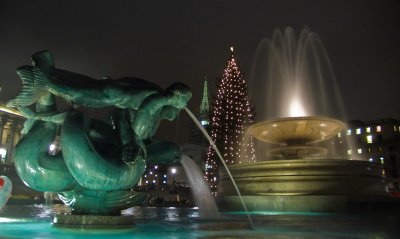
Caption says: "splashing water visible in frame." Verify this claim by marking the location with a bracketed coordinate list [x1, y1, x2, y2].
[248, 27, 351, 159]
[180, 155, 219, 219]
[250, 27, 347, 120]
[184, 107, 253, 227]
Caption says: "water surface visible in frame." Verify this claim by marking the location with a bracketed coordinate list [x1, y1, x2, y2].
[0, 204, 399, 239]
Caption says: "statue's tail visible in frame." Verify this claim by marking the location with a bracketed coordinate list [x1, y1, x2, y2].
[7, 66, 51, 107]
[7, 51, 54, 108]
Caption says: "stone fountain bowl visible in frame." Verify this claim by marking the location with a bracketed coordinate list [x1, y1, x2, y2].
[247, 116, 345, 145]
[217, 159, 390, 213]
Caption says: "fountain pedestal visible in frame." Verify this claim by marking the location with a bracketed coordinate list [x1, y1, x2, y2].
[218, 116, 391, 212]
[218, 158, 389, 212]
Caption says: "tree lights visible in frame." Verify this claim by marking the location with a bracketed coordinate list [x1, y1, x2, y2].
[205, 47, 256, 195]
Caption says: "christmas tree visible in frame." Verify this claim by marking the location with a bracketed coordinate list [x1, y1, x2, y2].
[205, 47, 256, 195]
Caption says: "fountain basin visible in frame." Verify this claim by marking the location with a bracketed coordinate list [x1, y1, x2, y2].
[247, 116, 345, 145]
[218, 159, 391, 212]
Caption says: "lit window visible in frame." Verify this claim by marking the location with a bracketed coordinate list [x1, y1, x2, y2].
[357, 149, 362, 154]
[356, 128, 362, 135]
[366, 127, 371, 133]
[347, 149, 352, 155]
[376, 126, 382, 132]
[347, 129, 352, 136]
[337, 132, 341, 138]
[366, 135, 373, 144]
[201, 120, 209, 126]
[380, 157, 384, 164]
[394, 126, 397, 132]
[0, 148, 7, 159]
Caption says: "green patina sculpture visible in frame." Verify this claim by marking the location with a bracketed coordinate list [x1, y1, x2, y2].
[8, 50, 192, 214]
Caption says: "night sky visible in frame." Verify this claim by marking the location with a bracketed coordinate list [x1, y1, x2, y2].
[0, 0, 399, 143]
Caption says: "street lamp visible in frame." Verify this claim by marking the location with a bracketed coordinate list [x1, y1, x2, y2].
[171, 168, 176, 185]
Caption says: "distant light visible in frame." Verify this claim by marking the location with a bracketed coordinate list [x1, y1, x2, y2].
[347, 149, 352, 155]
[366, 135, 373, 144]
[356, 128, 361, 135]
[230, 46, 234, 52]
[347, 129, 352, 136]
[49, 144, 56, 151]
[171, 168, 176, 174]
[0, 148, 7, 159]
[154, 165, 158, 169]
[366, 127, 371, 133]
[376, 125, 382, 132]
[201, 120, 209, 126]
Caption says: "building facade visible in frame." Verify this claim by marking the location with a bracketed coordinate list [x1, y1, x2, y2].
[333, 119, 400, 192]
[0, 105, 24, 165]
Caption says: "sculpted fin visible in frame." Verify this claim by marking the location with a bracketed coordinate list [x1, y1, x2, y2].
[7, 66, 50, 107]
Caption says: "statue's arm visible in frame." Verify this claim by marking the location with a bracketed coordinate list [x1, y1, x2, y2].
[114, 110, 142, 163]
[132, 94, 166, 140]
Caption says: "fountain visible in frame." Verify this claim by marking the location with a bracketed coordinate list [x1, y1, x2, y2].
[218, 27, 390, 212]
[0, 45, 399, 239]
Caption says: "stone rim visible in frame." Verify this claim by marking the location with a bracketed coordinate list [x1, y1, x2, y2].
[247, 116, 345, 144]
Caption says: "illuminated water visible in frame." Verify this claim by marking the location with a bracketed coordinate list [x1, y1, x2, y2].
[250, 27, 345, 120]
[184, 107, 253, 226]
[0, 204, 399, 238]
[180, 155, 219, 219]
[248, 27, 352, 160]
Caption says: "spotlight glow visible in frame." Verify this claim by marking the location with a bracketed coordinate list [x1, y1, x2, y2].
[289, 98, 306, 117]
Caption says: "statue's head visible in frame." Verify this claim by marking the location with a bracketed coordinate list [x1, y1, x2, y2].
[166, 83, 192, 109]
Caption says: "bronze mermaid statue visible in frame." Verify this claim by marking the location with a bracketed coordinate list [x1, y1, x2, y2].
[8, 50, 191, 214]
